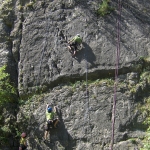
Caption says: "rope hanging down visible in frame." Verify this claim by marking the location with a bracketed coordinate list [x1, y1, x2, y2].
[79, 46, 91, 149]
[110, 0, 121, 149]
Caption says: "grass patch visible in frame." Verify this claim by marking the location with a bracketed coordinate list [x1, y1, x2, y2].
[25, 0, 36, 10]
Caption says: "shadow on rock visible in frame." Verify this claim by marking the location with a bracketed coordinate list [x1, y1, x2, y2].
[75, 42, 97, 67]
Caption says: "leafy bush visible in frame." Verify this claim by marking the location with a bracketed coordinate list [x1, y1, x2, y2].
[140, 97, 150, 150]
[97, 0, 114, 16]
[0, 65, 17, 146]
[0, 65, 16, 106]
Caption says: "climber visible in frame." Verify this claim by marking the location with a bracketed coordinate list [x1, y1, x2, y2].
[19, 132, 27, 150]
[44, 104, 59, 142]
[68, 34, 82, 56]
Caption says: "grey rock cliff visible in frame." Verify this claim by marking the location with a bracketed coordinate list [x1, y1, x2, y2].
[0, 0, 150, 150]
[5, 0, 150, 96]
[16, 73, 147, 150]
[0, 0, 149, 94]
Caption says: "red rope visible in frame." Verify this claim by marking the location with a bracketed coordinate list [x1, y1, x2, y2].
[110, 0, 121, 149]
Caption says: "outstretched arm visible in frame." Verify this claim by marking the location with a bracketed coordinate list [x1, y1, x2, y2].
[68, 37, 75, 44]
[53, 106, 57, 113]
[46, 103, 49, 111]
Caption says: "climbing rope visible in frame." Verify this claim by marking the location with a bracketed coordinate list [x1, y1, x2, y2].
[78, 44, 91, 149]
[83, 46, 90, 129]
[110, 0, 121, 150]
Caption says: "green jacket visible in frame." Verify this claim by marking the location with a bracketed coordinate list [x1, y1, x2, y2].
[46, 111, 55, 121]
[20, 137, 26, 145]
[72, 36, 82, 44]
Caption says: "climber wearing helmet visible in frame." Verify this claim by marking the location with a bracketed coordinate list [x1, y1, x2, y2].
[44, 104, 59, 142]
[68, 34, 82, 57]
[19, 132, 27, 150]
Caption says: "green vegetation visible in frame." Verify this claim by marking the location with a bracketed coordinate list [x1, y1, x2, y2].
[0, 0, 12, 9]
[17, 5, 24, 12]
[138, 58, 150, 149]
[129, 138, 138, 144]
[97, 0, 114, 16]
[26, 2, 34, 9]
[19, 92, 44, 106]
[17, 0, 36, 12]
[25, 0, 36, 10]
[69, 78, 114, 93]
[140, 97, 150, 150]
[128, 57, 150, 95]
[140, 71, 150, 83]
[0, 65, 17, 146]
[0, 0, 14, 27]
[143, 57, 150, 64]
[1, 125, 11, 136]
[0, 65, 16, 106]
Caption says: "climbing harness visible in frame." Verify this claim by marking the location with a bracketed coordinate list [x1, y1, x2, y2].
[110, 0, 122, 150]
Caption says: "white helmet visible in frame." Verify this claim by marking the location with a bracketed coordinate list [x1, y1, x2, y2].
[76, 34, 80, 37]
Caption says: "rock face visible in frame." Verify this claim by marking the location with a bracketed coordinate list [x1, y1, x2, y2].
[16, 73, 148, 150]
[0, 0, 150, 150]
[7, 0, 150, 96]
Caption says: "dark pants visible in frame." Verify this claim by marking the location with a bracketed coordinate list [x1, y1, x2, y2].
[45, 119, 58, 131]
[20, 144, 27, 150]
[69, 42, 77, 51]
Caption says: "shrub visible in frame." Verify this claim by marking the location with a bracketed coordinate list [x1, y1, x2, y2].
[140, 97, 150, 150]
[0, 65, 17, 106]
[97, 0, 114, 16]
